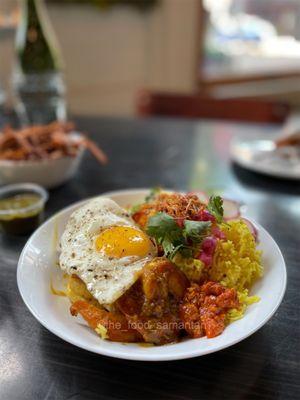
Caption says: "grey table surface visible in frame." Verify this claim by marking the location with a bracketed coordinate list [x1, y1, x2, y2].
[0, 116, 299, 400]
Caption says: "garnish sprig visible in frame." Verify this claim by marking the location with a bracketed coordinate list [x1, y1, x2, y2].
[146, 212, 211, 260]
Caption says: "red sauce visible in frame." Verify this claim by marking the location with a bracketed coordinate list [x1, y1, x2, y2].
[180, 281, 240, 338]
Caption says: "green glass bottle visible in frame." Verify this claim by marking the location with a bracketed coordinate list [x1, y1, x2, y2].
[13, 0, 66, 125]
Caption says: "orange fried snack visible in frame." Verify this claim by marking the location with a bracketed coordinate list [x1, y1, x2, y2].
[0, 121, 107, 164]
[276, 132, 300, 147]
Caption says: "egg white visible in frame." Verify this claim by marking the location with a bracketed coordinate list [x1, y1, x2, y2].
[59, 197, 156, 305]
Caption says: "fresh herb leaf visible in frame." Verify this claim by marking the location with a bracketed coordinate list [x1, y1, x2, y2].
[146, 212, 212, 261]
[166, 243, 194, 260]
[183, 220, 211, 243]
[207, 195, 224, 223]
[146, 212, 182, 243]
[169, 244, 184, 258]
[145, 187, 161, 203]
[162, 239, 181, 259]
[146, 212, 185, 259]
[161, 237, 176, 255]
[177, 245, 194, 259]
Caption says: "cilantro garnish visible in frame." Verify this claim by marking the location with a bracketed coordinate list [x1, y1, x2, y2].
[207, 195, 224, 223]
[183, 220, 212, 243]
[146, 212, 211, 260]
[145, 187, 161, 203]
[146, 212, 181, 240]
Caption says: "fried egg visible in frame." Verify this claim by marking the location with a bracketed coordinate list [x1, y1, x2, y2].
[59, 197, 156, 305]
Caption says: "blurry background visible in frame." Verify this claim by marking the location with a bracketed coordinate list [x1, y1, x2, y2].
[2, 0, 300, 117]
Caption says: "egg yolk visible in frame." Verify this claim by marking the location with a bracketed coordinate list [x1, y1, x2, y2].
[95, 226, 151, 258]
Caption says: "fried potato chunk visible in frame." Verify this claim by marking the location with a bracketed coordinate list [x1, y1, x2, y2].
[66, 274, 99, 306]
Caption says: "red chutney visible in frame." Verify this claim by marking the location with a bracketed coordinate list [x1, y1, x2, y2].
[180, 281, 240, 338]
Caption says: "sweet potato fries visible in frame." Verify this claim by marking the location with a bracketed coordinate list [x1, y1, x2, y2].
[0, 121, 107, 164]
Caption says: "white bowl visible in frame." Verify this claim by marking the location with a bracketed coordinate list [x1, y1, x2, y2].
[0, 133, 85, 189]
[17, 189, 287, 361]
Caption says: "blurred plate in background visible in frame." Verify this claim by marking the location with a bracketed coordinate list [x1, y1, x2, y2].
[231, 137, 300, 180]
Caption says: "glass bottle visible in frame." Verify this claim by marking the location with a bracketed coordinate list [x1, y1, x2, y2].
[12, 0, 66, 125]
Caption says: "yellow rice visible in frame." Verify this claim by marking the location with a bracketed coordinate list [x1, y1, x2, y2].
[209, 220, 263, 322]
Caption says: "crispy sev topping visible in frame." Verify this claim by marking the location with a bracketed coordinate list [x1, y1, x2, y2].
[132, 193, 205, 228]
[155, 193, 204, 219]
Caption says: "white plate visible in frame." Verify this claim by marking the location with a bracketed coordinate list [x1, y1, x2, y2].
[17, 189, 287, 361]
[230, 137, 300, 180]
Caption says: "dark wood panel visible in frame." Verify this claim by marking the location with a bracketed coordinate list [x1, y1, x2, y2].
[137, 91, 290, 123]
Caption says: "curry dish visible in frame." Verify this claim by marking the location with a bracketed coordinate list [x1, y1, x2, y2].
[59, 189, 263, 345]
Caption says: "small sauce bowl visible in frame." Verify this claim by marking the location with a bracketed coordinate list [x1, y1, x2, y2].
[0, 183, 48, 235]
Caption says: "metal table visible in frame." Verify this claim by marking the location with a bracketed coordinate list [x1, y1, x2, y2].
[0, 116, 299, 400]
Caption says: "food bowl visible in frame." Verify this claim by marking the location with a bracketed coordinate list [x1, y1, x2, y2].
[0, 147, 85, 189]
[0, 123, 106, 188]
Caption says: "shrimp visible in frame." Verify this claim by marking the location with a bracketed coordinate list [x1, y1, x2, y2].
[117, 258, 189, 344]
[70, 300, 142, 343]
[141, 257, 189, 316]
[69, 259, 189, 345]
